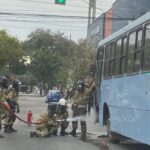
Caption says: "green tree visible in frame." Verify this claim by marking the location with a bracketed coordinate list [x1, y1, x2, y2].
[9, 58, 27, 75]
[22, 29, 62, 88]
[70, 39, 95, 84]
[22, 29, 55, 55]
[22, 29, 95, 89]
[0, 30, 23, 70]
[30, 48, 61, 86]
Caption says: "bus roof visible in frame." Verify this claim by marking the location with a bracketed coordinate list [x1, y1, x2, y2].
[98, 11, 150, 47]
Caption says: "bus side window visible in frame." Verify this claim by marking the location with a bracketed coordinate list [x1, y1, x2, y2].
[114, 39, 122, 76]
[104, 45, 110, 78]
[127, 32, 136, 73]
[120, 37, 127, 74]
[109, 43, 115, 76]
[143, 24, 150, 71]
[133, 29, 143, 72]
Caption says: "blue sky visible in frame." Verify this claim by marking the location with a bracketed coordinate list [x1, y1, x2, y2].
[0, 0, 115, 42]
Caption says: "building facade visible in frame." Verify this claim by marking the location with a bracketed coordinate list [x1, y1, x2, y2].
[112, 0, 150, 33]
[87, 0, 150, 50]
[87, 15, 104, 49]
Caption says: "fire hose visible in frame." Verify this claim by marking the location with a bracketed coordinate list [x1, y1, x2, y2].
[0, 101, 69, 126]
[0, 101, 43, 125]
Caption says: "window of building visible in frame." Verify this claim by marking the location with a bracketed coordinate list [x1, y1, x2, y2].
[143, 24, 150, 71]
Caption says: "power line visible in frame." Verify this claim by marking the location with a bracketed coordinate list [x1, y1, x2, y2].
[0, 12, 90, 19]
[0, 1, 90, 9]
[0, 0, 120, 14]
[0, 11, 135, 20]
[0, 16, 134, 33]
[2, 9, 89, 15]
[0, 24, 87, 31]
[0, 4, 89, 15]
[0, 16, 132, 31]
[0, 1, 138, 19]
[0, 18, 87, 28]
[20, 0, 112, 10]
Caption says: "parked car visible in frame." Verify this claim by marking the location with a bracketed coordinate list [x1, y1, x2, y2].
[45, 90, 62, 104]
[19, 84, 28, 93]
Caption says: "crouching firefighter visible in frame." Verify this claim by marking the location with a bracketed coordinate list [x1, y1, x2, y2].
[58, 98, 69, 136]
[30, 104, 59, 138]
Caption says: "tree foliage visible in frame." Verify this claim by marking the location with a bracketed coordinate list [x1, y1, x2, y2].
[0, 30, 23, 69]
[22, 29, 95, 89]
[69, 39, 95, 84]
[22, 29, 62, 87]
[0, 28, 95, 90]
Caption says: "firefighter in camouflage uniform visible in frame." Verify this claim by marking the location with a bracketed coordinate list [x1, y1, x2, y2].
[70, 76, 95, 142]
[4, 88, 20, 133]
[0, 76, 10, 138]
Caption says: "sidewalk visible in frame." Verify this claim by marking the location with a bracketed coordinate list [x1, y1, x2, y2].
[86, 109, 108, 149]
[67, 107, 107, 148]
[86, 109, 106, 137]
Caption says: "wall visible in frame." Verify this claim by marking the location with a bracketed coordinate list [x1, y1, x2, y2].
[87, 0, 150, 49]
[104, 9, 112, 38]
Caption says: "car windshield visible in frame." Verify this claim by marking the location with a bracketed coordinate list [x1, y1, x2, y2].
[51, 92, 61, 97]
[48, 91, 62, 101]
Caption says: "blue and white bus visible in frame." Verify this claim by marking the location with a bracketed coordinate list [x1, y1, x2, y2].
[96, 12, 150, 145]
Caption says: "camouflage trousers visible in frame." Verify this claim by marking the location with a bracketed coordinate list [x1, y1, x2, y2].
[60, 120, 69, 130]
[72, 107, 87, 134]
[35, 125, 58, 137]
[4, 110, 16, 126]
[0, 107, 9, 128]
[35, 128, 49, 137]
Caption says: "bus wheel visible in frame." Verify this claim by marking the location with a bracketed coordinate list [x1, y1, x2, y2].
[106, 118, 120, 144]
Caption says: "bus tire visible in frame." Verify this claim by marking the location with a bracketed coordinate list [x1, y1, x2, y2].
[106, 118, 120, 144]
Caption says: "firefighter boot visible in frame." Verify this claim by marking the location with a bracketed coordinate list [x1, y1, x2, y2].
[69, 129, 76, 137]
[4, 125, 12, 133]
[30, 131, 38, 138]
[80, 133, 86, 142]
[60, 127, 66, 136]
[0, 134, 4, 138]
[0, 125, 4, 138]
[9, 125, 17, 132]
[51, 129, 57, 136]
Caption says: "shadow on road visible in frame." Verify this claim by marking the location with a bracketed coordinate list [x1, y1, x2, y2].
[87, 136, 150, 150]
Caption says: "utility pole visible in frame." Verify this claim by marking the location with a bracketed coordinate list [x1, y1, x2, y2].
[87, 0, 96, 38]
[67, 34, 71, 89]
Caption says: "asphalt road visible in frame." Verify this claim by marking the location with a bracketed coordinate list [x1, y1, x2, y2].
[0, 94, 99, 150]
[1, 94, 150, 150]
[0, 131, 100, 150]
